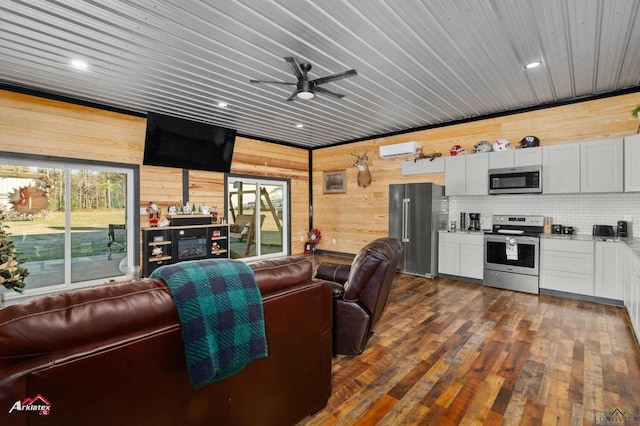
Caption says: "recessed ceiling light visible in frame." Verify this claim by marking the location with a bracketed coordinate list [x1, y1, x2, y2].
[296, 124, 304, 128]
[525, 61, 541, 69]
[70, 59, 88, 70]
[217, 102, 228, 108]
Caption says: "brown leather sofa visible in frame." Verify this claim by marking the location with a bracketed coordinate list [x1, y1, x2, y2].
[0, 256, 332, 426]
[315, 237, 404, 355]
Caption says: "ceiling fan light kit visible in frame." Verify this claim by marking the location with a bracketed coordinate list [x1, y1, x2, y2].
[297, 91, 315, 100]
[250, 56, 356, 101]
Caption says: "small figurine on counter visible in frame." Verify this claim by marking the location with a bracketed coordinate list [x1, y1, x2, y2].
[152, 245, 163, 261]
[147, 202, 160, 227]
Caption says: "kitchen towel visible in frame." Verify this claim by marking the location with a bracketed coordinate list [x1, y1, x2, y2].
[506, 238, 518, 260]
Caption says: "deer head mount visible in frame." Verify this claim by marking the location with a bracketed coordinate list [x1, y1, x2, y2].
[352, 151, 372, 188]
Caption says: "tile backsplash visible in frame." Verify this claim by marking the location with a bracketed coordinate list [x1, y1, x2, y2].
[449, 192, 640, 236]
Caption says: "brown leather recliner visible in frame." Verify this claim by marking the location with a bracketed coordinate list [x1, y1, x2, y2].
[315, 237, 404, 355]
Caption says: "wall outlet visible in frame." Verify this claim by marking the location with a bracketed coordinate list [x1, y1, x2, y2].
[332, 238, 336, 244]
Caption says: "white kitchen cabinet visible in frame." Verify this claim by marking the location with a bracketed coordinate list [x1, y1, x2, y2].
[488, 147, 542, 169]
[489, 150, 514, 169]
[514, 147, 542, 166]
[628, 251, 640, 343]
[460, 237, 484, 280]
[465, 152, 489, 195]
[444, 156, 466, 196]
[594, 241, 625, 301]
[401, 159, 422, 175]
[438, 232, 484, 279]
[445, 153, 488, 196]
[401, 156, 445, 176]
[624, 133, 640, 192]
[580, 138, 623, 193]
[540, 238, 594, 295]
[542, 142, 581, 194]
[438, 237, 461, 275]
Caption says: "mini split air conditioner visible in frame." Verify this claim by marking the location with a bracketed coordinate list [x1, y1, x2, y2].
[379, 141, 418, 158]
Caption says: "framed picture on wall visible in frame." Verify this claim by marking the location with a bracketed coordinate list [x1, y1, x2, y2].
[323, 170, 346, 193]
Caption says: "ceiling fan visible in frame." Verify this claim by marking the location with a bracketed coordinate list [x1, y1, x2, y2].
[250, 57, 357, 101]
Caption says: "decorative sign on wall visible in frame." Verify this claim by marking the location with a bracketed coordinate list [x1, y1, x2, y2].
[323, 170, 346, 193]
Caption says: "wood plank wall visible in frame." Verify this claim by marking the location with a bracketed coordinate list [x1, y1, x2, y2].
[0, 89, 309, 255]
[312, 92, 640, 254]
[3, 88, 640, 256]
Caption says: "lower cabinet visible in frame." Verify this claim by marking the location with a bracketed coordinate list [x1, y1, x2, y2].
[627, 250, 640, 343]
[594, 241, 625, 300]
[143, 224, 229, 277]
[438, 232, 484, 280]
[540, 238, 594, 295]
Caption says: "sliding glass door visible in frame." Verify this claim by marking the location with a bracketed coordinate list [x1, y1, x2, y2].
[226, 176, 288, 260]
[0, 158, 136, 301]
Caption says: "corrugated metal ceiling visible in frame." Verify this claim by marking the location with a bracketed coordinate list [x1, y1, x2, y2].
[1, 0, 639, 148]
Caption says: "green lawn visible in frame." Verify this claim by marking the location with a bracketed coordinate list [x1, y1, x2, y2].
[6, 210, 126, 261]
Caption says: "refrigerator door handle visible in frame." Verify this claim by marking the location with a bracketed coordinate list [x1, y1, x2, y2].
[403, 198, 410, 242]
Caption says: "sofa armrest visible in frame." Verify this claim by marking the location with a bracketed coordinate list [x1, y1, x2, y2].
[315, 262, 350, 284]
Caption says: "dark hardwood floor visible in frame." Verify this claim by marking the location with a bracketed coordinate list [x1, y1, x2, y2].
[300, 259, 640, 425]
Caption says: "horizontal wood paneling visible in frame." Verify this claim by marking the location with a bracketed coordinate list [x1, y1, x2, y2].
[3, 89, 640, 256]
[0, 89, 146, 163]
[0, 90, 310, 256]
[313, 93, 640, 254]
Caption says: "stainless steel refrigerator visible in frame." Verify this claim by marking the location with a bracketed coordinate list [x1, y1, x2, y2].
[388, 183, 447, 277]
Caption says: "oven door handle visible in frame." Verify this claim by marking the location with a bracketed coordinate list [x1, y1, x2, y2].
[484, 235, 539, 244]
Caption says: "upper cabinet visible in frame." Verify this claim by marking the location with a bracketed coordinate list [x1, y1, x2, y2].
[401, 156, 445, 176]
[465, 153, 489, 195]
[489, 147, 542, 169]
[580, 138, 623, 193]
[514, 147, 543, 167]
[443, 135, 631, 196]
[444, 155, 466, 195]
[624, 134, 640, 192]
[488, 150, 514, 169]
[445, 153, 488, 196]
[542, 138, 623, 194]
[542, 142, 581, 194]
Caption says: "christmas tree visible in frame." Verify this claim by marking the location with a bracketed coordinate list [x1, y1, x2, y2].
[0, 205, 29, 293]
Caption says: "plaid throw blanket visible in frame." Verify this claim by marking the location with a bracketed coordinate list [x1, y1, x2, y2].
[150, 258, 268, 389]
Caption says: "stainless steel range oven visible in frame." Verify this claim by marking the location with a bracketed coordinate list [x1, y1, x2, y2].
[484, 215, 544, 294]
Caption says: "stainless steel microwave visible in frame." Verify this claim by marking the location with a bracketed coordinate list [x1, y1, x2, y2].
[488, 165, 542, 194]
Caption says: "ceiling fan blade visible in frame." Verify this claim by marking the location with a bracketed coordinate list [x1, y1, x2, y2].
[312, 69, 357, 86]
[249, 79, 296, 85]
[315, 86, 345, 99]
[286, 90, 299, 102]
[284, 57, 304, 80]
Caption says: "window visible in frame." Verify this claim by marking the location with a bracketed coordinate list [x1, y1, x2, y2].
[0, 155, 137, 304]
[226, 176, 288, 260]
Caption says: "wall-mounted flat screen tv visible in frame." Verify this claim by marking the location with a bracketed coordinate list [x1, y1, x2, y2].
[143, 112, 236, 173]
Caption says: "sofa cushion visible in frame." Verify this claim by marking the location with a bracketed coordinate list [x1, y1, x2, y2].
[0, 279, 176, 367]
